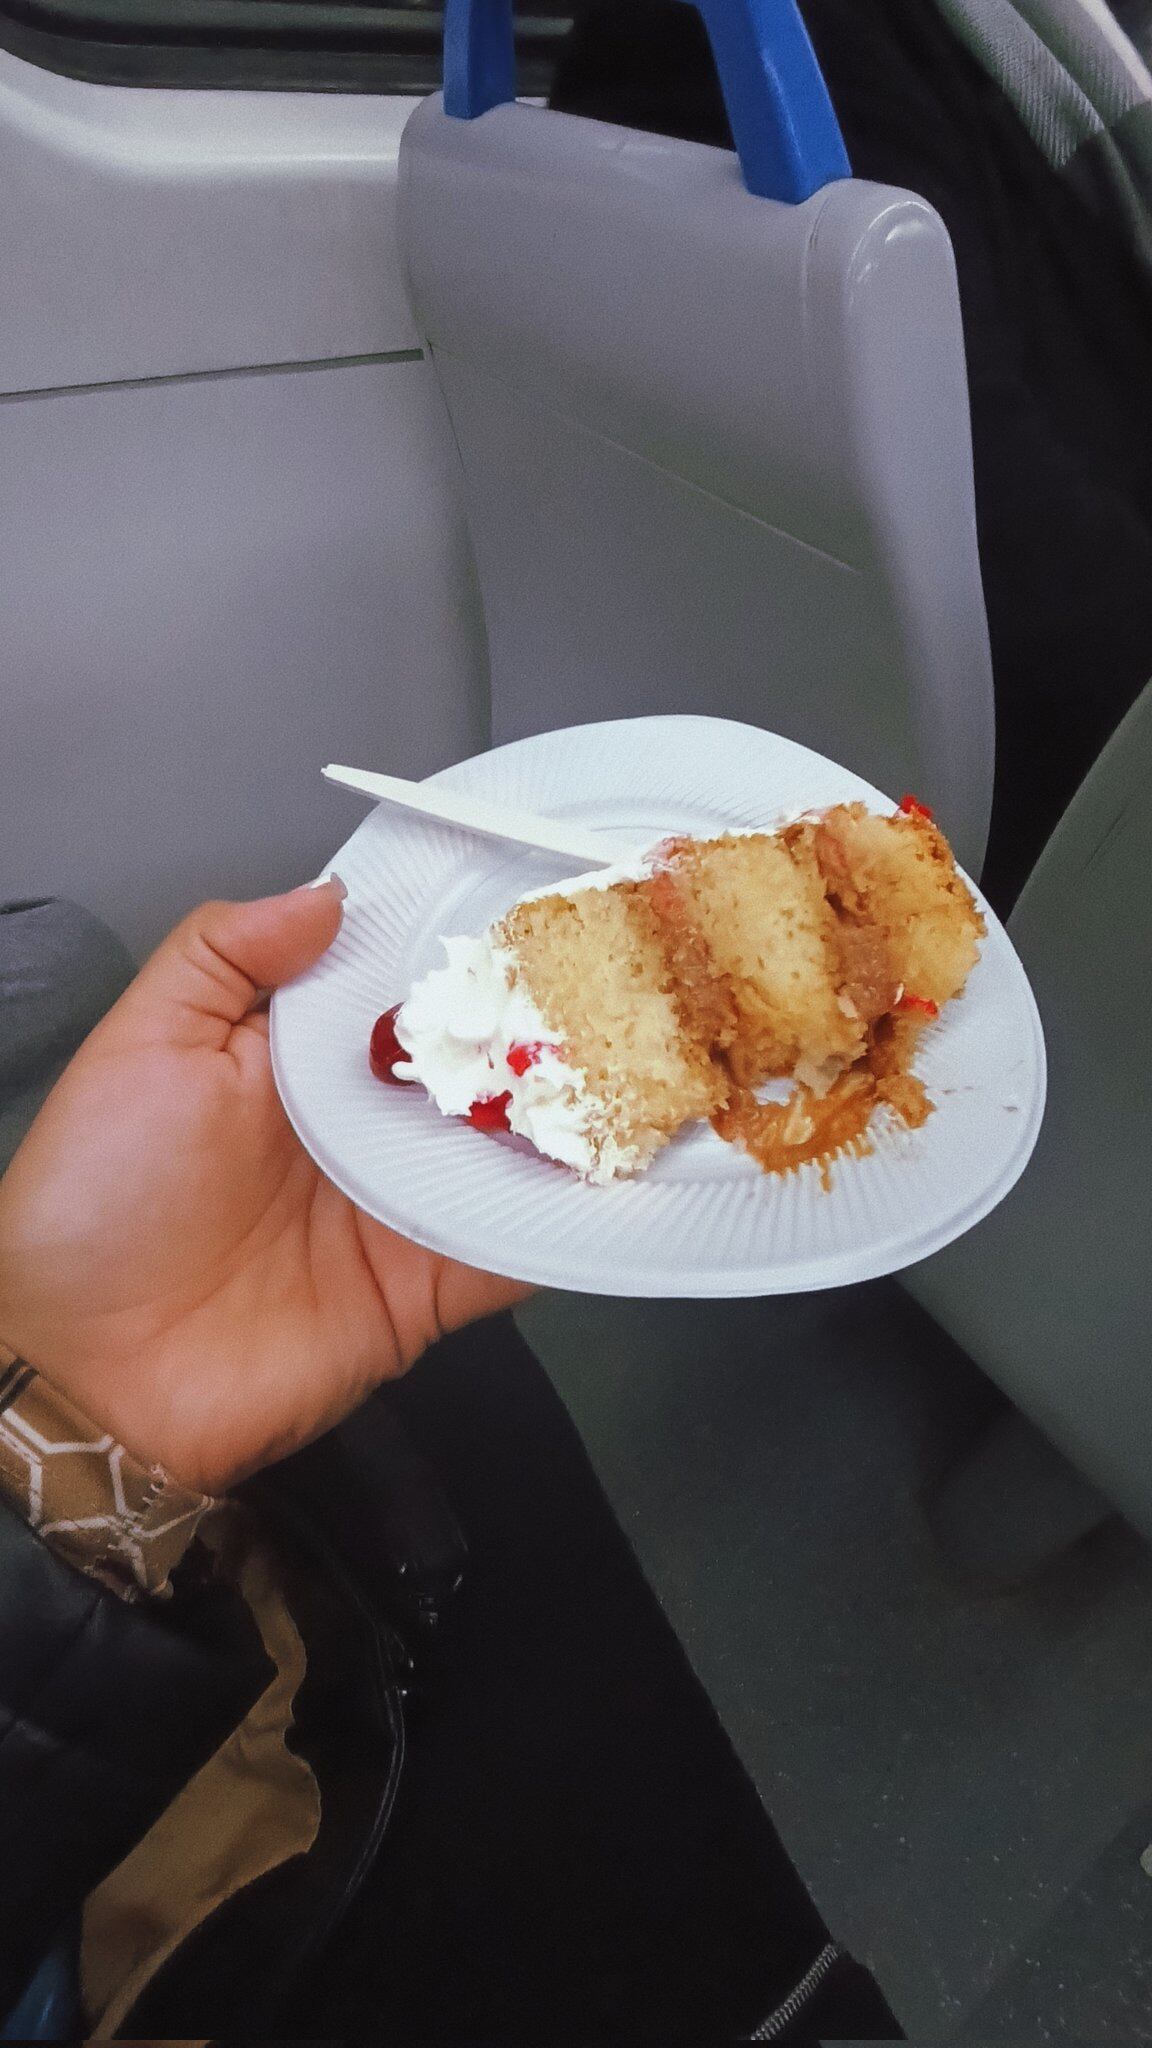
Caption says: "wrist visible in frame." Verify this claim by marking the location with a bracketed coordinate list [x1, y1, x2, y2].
[0, 1355, 217, 1600]
[0, 1320, 188, 1487]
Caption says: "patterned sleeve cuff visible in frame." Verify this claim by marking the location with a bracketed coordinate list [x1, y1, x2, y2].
[0, 1359, 217, 1600]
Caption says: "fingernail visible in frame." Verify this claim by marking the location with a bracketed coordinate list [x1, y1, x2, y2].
[303, 872, 348, 899]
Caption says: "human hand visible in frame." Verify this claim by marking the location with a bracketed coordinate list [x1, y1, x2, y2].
[0, 882, 528, 1494]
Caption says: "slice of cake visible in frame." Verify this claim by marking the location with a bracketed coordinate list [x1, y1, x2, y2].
[384, 865, 724, 1182]
[378, 797, 985, 1185]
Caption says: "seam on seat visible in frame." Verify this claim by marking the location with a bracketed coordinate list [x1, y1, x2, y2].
[431, 340, 863, 574]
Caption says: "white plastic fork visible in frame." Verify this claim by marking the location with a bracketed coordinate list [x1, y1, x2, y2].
[323, 763, 638, 867]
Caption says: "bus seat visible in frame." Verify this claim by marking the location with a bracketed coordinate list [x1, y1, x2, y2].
[903, 677, 1152, 1541]
[547, 0, 1152, 910]
[397, 0, 994, 876]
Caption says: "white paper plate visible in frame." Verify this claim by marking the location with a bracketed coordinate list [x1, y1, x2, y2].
[271, 716, 1045, 1298]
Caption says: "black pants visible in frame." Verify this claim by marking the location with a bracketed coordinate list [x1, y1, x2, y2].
[288, 1316, 902, 2042]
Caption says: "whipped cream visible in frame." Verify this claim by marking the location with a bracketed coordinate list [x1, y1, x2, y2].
[516, 848, 657, 904]
[393, 931, 642, 1183]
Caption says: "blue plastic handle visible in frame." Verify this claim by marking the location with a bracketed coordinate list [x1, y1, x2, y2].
[442, 0, 850, 204]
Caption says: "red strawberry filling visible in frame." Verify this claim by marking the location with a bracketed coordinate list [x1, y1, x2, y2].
[506, 1041, 548, 1077]
[370, 1012, 515, 1139]
[467, 1091, 512, 1131]
[369, 1004, 412, 1084]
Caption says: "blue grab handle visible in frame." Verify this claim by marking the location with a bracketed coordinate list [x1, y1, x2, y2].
[442, 0, 850, 204]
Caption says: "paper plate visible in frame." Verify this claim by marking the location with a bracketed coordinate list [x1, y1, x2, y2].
[271, 716, 1045, 1298]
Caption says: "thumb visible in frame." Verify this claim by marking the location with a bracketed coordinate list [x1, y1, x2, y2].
[113, 878, 347, 1046]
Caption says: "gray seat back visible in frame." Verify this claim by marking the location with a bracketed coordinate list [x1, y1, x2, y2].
[904, 678, 1152, 1537]
[398, 90, 994, 871]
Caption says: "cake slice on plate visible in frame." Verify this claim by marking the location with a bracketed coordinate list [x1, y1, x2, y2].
[377, 798, 985, 1185]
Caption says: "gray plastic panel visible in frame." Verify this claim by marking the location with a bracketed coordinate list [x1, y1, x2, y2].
[0, 357, 488, 956]
[0, 50, 419, 393]
[904, 679, 1152, 1538]
[399, 95, 993, 873]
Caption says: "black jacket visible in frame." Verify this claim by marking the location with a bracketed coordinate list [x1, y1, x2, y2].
[0, 1317, 903, 2044]
[0, 1412, 412, 2040]
[0, 1496, 270, 2020]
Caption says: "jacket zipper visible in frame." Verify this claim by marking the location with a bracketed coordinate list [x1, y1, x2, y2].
[747, 1939, 843, 2040]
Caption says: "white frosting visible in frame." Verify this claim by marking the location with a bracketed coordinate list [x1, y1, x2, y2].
[516, 848, 658, 904]
[515, 826, 821, 907]
[393, 932, 643, 1183]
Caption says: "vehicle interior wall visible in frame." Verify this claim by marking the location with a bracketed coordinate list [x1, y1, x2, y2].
[0, 53, 488, 955]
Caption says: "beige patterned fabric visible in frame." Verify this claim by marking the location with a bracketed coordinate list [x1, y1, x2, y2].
[0, 1360, 216, 1600]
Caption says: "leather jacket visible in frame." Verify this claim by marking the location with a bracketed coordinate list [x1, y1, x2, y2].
[0, 1491, 270, 2021]
[0, 1395, 440, 2039]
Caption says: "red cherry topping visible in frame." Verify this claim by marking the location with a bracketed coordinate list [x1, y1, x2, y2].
[896, 992, 939, 1017]
[467, 1091, 512, 1132]
[899, 793, 934, 821]
[507, 1041, 547, 1077]
[369, 1004, 411, 1084]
